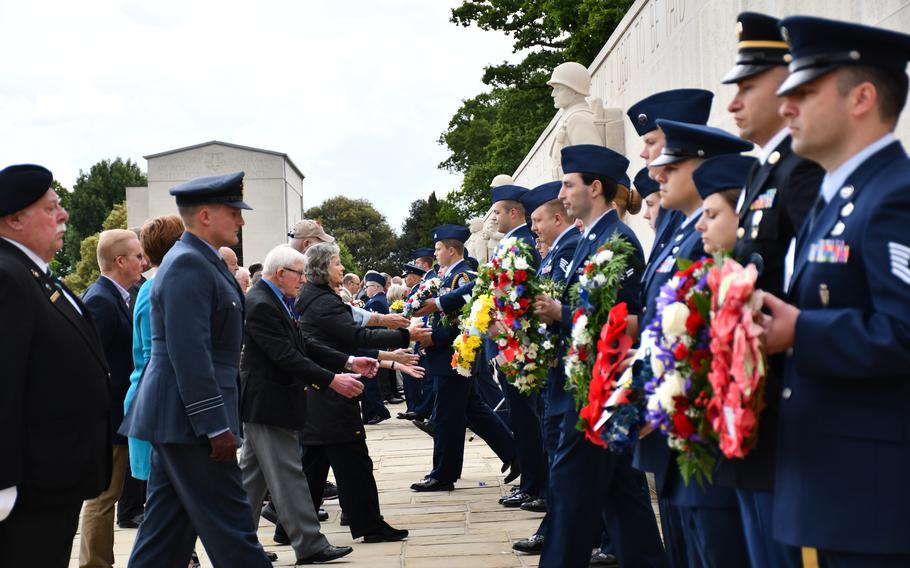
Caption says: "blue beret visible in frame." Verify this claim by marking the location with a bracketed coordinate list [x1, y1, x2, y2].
[402, 263, 426, 277]
[520, 181, 562, 215]
[491, 184, 528, 204]
[364, 272, 386, 287]
[432, 224, 470, 244]
[412, 247, 434, 259]
[651, 120, 753, 167]
[722, 12, 789, 84]
[632, 167, 660, 198]
[626, 89, 714, 136]
[0, 164, 53, 217]
[777, 16, 910, 96]
[561, 144, 629, 185]
[169, 171, 251, 210]
[693, 155, 758, 200]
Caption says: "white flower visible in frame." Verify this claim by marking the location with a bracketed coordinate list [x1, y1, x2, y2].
[661, 302, 690, 338]
[456, 366, 472, 377]
[647, 370, 686, 412]
[593, 273, 607, 286]
[650, 350, 665, 377]
[571, 315, 589, 344]
[542, 340, 552, 350]
[579, 274, 589, 287]
[594, 249, 614, 264]
[502, 256, 512, 270]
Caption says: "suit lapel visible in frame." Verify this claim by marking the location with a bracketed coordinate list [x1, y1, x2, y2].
[97, 276, 132, 322]
[739, 138, 790, 221]
[258, 280, 300, 341]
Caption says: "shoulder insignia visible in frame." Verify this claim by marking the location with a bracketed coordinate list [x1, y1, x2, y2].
[453, 272, 469, 287]
[559, 258, 569, 272]
[889, 242, 910, 284]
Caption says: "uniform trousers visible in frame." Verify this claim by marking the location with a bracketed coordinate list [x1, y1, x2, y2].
[430, 373, 515, 483]
[79, 443, 128, 568]
[656, 497, 688, 568]
[540, 411, 665, 568]
[360, 374, 390, 423]
[736, 488, 802, 568]
[500, 378, 546, 497]
[117, 471, 146, 524]
[0, 499, 82, 568]
[402, 369, 422, 413]
[239, 423, 330, 559]
[413, 372, 435, 421]
[676, 503, 748, 568]
[127, 443, 271, 568]
[474, 358, 510, 427]
[301, 440, 384, 539]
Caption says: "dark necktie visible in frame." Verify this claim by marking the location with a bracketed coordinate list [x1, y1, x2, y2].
[806, 194, 827, 233]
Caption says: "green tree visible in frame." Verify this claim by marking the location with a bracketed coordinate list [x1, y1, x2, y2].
[337, 239, 361, 276]
[57, 158, 147, 274]
[304, 197, 399, 274]
[62, 202, 128, 294]
[398, 191, 465, 261]
[439, 0, 633, 215]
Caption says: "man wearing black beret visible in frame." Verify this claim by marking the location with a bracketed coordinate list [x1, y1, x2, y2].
[0, 164, 112, 567]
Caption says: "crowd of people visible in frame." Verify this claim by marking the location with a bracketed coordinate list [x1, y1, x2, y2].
[1, 11, 909, 568]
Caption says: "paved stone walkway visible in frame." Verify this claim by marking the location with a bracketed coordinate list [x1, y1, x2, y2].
[69, 402, 546, 567]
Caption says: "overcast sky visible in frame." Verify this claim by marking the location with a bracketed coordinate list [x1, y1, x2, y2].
[0, 0, 521, 230]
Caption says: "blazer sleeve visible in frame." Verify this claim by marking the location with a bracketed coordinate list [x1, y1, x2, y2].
[305, 294, 408, 353]
[439, 281, 474, 313]
[0, 267, 33, 488]
[244, 297, 340, 391]
[160, 254, 230, 437]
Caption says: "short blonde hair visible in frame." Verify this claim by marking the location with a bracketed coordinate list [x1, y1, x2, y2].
[387, 283, 408, 303]
[97, 229, 139, 272]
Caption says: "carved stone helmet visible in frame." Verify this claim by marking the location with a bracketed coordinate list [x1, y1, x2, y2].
[489, 174, 515, 188]
[546, 62, 591, 96]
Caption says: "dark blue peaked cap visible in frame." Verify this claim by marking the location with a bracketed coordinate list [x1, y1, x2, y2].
[777, 15, 910, 95]
[364, 272, 386, 287]
[632, 167, 660, 198]
[169, 171, 251, 210]
[722, 12, 790, 84]
[693, 155, 758, 200]
[402, 263, 426, 277]
[432, 224, 470, 243]
[626, 89, 714, 136]
[561, 144, 629, 184]
[0, 164, 53, 217]
[650, 120, 753, 167]
[412, 247, 434, 259]
[520, 181, 562, 215]
[491, 184, 528, 204]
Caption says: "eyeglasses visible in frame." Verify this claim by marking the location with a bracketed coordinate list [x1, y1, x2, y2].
[282, 266, 305, 277]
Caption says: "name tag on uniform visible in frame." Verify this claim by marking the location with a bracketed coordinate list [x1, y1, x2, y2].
[750, 188, 777, 210]
[808, 239, 850, 264]
[656, 256, 677, 274]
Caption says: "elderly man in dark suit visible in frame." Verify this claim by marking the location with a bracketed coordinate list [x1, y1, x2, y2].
[240, 244, 377, 564]
[79, 229, 146, 568]
[0, 164, 111, 568]
[120, 172, 273, 567]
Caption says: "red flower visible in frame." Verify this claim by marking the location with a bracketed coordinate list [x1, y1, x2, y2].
[685, 311, 704, 336]
[672, 412, 696, 439]
[673, 343, 688, 361]
[518, 297, 529, 309]
[499, 272, 511, 287]
[514, 270, 528, 283]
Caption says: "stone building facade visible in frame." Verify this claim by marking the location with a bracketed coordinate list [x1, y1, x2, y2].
[126, 141, 305, 266]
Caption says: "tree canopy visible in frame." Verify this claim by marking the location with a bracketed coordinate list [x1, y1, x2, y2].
[304, 196, 399, 274]
[62, 201, 128, 294]
[438, 0, 632, 216]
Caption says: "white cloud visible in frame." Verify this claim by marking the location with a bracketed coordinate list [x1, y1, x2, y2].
[0, 0, 521, 229]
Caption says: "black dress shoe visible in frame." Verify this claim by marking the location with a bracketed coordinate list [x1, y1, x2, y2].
[396, 411, 417, 420]
[520, 497, 547, 512]
[265, 551, 278, 561]
[502, 458, 521, 484]
[512, 533, 545, 554]
[296, 545, 353, 564]
[365, 415, 389, 425]
[323, 481, 339, 500]
[590, 551, 619, 566]
[273, 523, 290, 545]
[317, 508, 329, 522]
[410, 477, 454, 492]
[411, 419, 435, 437]
[501, 491, 532, 508]
[498, 485, 522, 504]
[386, 397, 405, 404]
[362, 521, 409, 543]
[117, 513, 143, 529]
[339, 512, 349, 526]
[261, 502, 279, 524]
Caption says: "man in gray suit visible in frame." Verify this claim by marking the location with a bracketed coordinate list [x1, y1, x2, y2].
[120, 172, 272, 568]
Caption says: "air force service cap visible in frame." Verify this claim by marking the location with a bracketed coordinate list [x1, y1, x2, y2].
[626, 89, 714, 136]
[693, 155, 758, 200]
[432, 224, 470, 244]
[520, 181, 562, 215]
[491, 185, 528, 203]
[722, 12, 790, 84]
[169, 171, 252, 210]
[0, 164, 54, 217]
[650, 120, 754, 167]
[561, 144, 630, 185]
[777, 15, 910, 95]
[412, 247, 435, 260]
[402, 263, 427, 277]
[632, 167, 660, 198]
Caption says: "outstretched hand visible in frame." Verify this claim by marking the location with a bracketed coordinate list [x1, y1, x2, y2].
[330, 373, 365, 398]
[351, 357, 379, 378]
[413, 301, 439, 318]
[388, 348, 419, 366]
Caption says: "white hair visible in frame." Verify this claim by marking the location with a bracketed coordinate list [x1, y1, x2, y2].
[262, 245, 305, 277]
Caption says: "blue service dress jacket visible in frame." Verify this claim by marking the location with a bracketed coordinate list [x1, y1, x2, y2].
[773, 140, 910, 554]
[121, 231, 247, 444]
[426, 259, 474, 376]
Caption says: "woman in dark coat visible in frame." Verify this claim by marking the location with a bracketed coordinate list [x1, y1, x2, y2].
[297, 243, 423, 543]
